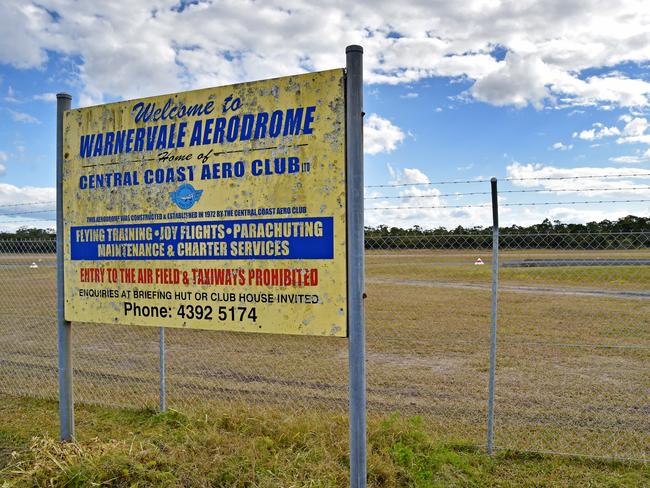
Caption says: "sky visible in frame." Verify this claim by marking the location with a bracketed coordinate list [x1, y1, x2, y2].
[1, 0, 650, 231]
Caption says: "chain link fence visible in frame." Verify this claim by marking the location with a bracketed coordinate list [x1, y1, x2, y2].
[494, 231, 649, 460]
[1, 232, 648, 461]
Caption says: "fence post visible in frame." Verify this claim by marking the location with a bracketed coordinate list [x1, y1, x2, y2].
[346, 45, 367, 488]
[487, 177, 499, 455]
[159, 327, 166, 412]
[57, 93, 74, 441]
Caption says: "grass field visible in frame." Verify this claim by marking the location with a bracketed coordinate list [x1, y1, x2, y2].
[1, 394, 649, 487]
[0, 247, 649, 463]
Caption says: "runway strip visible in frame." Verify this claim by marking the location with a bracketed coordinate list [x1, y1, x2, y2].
[367, 277, 650, 299]
[503, 259, 650, 267]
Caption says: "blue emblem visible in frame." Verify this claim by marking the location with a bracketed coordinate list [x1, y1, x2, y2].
[170, 183, 203, 209]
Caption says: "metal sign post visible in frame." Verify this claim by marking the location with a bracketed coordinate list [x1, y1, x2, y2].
[487, 177, 499, 455]
[159, 326, 166, 412]
[57, 92, 74, 441]
[346, 45, 367, 488]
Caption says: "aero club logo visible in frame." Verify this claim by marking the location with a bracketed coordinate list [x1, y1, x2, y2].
[170, 183, 203, 209]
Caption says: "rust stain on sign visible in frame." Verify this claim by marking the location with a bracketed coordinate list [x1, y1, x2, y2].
[63, 69, 347, 337]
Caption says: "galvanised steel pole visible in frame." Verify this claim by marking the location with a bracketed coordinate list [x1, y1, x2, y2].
[346, 44, 367, 488]
[159, 327, 166, 412]
[57, 93, 74, 441]
[487, 177, 499, 455]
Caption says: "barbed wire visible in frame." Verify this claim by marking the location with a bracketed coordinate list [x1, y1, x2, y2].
[366, 173, 650, 189]
[5, 182, 650, 210]
[506, 173, 650, 182]
[0, 218, 55, 224]
[0, 201, 56, 209]
[365, 199, 650, 210]
[366, 178, 491, 188]
[0, 209, 57, 216]
[364, 186, 650, 200]
[501, 198, 650, 206]
[0, 198, 648, 222]
[4, 174, 650, 208]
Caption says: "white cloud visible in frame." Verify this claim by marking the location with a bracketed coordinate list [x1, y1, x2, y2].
[387, 165, 438, 200]
[4, 85, 19, 103]
[457, 163, 475, 171]
[400, 92, 418, 99]
[506, 161, 650, 196]
[2, 1, 650, 109]
[572, 123, 620, 140]
[471, 51, 650, 109]
[0, 183, 56, 231]
[575, 129, 595, 140]
[507, 206, 643, 227]
[365, 162, 650, 229]
[7, 109, 40, 124]
[365, 164, 493, 228]
[387, 165, 430, 185]
[365, 195, 493, 229]
[551, 142, 572, 151]
[471, 53, 550, 109]
[0, 3, 50, 69]
[33, 92, 57, 102]
[572, 116, 650, 146]
[0, 183, 55, 205]
[614, 117, 650, 144]
[622, 117, 648, 137]
[617, 134, 650, 144]
[609, 148, 650, 164]
[364, 114, 405, 155]
[554, 74, 650, 108]
[0, 217, 55, 233]
[0, 151, 9, 175]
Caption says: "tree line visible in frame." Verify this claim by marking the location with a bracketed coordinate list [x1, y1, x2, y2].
[0, 228, 55, 253]
[366, 215, 650, 249]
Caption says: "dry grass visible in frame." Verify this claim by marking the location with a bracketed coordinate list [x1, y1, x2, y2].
[1, 394, 648, 487]
[0, 249, 649, 461]
[367, 249, 650, 290]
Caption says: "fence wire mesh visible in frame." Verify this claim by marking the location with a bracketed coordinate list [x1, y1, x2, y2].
[494, 231, 649, 460]
[0, 232, 648, 461]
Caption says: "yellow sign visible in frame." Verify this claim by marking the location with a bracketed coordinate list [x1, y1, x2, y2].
[63, 69, 346, 336]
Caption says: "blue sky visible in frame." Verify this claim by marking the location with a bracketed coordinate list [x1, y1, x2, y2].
[1, 0, 650, 230]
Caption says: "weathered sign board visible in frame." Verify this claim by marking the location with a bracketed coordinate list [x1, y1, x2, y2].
[63, 69, 347, 336]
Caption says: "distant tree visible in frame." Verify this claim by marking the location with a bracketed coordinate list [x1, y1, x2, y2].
[0, 227, 55, 253]
[364, 215, 650, 249]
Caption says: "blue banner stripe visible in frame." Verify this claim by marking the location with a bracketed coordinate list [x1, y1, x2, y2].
[70, 217, 334, 260]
